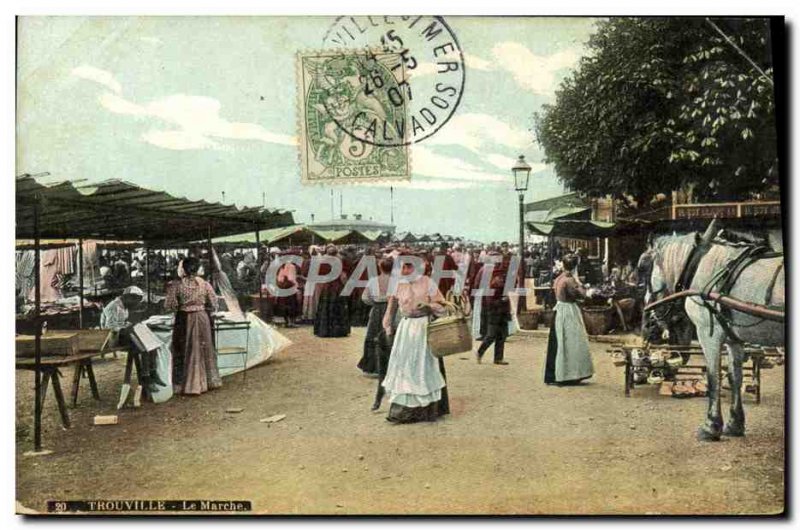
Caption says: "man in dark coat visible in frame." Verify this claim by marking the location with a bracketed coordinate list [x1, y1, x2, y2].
[476, 257, 511, 365]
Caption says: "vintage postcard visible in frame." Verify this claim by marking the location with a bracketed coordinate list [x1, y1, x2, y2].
[12, 13, 787, 517]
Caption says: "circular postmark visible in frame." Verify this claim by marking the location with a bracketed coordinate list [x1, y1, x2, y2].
[321, 15, 465, 147]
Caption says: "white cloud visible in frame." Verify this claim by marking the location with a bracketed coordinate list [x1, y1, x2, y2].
[492, 42, 582, 95]
[410, 42, 583, 96]
[341, 145, 518, 190]
[76, 66, 297, 150]
[464, 52, 493, 71]
[409, 61, 440, 79]
[71, 65, 122, 94]
[413, 145, 506, 182]
[98, 92, 145, 115]
[485, 153, 516, 172]
[486, 153, 548, 173]
[411, 52, 492, 79]
[425, 113, 532, 152]
[142, 130, 220, 150]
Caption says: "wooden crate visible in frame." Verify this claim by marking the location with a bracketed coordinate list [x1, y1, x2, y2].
[15, 332, 80, 358]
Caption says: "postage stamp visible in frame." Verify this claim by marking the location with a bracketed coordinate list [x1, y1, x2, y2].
[297, 50, 411, 184]
[321, 16, 466, 147]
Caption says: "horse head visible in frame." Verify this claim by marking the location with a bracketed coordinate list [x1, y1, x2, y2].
[639, 220, 719, 344]
[637, 247, 670, 343]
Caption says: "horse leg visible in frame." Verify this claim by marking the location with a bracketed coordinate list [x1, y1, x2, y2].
[723, 342, 746, 437]
[696, 325, 725, 442]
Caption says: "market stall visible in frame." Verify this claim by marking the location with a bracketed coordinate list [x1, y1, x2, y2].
[16, 174, 294, 451]
[524, 218, 649, 333]
[213, 224, 325, 249]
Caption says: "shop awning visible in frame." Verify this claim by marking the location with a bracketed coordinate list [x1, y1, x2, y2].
[313, 229, 373, 245]
[16, 175, 295, 243]
[527, 219, 648, 239]
[359, 230, 385, 242]
[213, 225, 325, 246]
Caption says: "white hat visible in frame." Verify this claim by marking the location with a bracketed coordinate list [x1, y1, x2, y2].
[269, 247, 281, 254]
[123, 286, 145, 297]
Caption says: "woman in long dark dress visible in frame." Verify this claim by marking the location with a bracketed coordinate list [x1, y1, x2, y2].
[358, 258, 392, 383]
[165, 257, 221, 395]
[544, 254, 595, 385]
[349, 249, 373, 327]
[313, 245, 351, 337]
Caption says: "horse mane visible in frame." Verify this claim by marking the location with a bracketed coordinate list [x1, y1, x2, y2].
[714, 229, 769, 248]
[651, 233, 697, 292]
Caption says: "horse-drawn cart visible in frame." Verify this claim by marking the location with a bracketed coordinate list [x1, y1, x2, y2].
[608, 343, 784, 403]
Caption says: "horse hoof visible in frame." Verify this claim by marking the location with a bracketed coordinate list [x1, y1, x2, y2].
[723, 424, 745, 437]
[696, 426, 722, 442]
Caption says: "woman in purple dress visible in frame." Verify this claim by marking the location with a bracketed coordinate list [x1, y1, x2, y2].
[165, 257, 221, 395]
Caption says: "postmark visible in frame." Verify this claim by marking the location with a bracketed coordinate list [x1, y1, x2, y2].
[297, 50, 411, 184]
[322, 16, 466, 147]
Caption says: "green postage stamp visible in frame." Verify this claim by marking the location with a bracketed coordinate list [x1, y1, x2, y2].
[297, 51, 410, 184]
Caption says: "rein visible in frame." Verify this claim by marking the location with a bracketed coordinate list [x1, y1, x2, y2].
[644, 290, 784, 323]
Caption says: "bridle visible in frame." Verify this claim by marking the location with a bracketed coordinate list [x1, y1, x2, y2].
[643, 252, 676, 332]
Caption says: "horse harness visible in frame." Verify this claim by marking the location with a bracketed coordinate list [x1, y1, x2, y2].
[653, 236, 783, 343]
[648, 234, 716, 333]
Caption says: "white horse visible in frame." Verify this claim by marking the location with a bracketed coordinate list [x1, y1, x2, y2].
[643, 223, 784, 441]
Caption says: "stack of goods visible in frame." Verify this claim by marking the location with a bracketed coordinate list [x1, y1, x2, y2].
[627, 348, 707, 398]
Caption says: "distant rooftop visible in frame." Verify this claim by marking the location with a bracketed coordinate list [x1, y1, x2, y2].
[308, 214, 395, 232]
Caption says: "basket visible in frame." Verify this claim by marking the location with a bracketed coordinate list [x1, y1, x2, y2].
[540, 309, 555, 328]
[582, 306, 612, 336]
[518, 310, 540, 330]
[427, 301, 472, 358]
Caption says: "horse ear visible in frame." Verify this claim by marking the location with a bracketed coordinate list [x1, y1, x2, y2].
[701, 218, 719, 244]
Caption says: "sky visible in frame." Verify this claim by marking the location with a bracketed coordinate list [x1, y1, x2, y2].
[16, 16, 599, 242]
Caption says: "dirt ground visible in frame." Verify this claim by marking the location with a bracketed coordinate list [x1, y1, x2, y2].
[16, 324, 785, 515]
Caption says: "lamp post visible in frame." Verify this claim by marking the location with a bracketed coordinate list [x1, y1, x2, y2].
[512, 155, 532, 259]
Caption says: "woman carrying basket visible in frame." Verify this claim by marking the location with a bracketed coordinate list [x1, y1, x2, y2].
[381, 260, 450, 424]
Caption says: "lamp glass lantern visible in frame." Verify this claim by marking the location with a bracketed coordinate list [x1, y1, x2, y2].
[512, 155, 532, 192]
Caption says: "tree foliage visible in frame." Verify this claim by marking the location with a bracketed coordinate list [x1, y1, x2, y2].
[534, 17, 778, 206]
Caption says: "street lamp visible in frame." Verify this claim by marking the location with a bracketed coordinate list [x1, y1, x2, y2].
[512, 155, 532, 259]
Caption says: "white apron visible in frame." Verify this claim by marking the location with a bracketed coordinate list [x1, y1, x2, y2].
[382, 316, 445, 408]
[553, 301, 594, 382]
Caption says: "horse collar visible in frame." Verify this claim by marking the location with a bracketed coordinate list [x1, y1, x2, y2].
[674, 239, 714, 293]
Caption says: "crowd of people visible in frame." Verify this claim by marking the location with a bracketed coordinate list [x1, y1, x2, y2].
[247, 241, 602, 424]
[91, 238, 642, 424]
